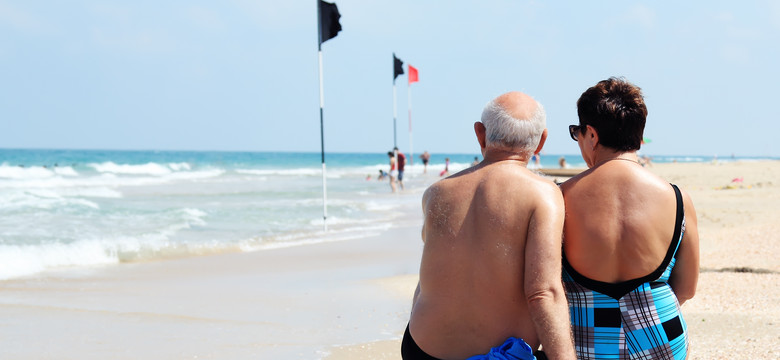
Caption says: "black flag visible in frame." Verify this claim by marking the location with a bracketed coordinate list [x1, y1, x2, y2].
[318, 1, 342, 45]
[393, 53, 404, 82]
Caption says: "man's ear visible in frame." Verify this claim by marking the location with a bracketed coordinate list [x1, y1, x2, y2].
[534, 128, 548, 155]
[474, 122, 487, 149]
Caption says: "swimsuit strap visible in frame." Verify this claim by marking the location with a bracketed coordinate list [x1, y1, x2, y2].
[668, 183, 685, 260]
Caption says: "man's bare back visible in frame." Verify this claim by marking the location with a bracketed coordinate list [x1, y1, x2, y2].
[403, 92, 575, 360]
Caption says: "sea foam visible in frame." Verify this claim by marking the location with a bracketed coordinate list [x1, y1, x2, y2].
[0, 241, 118, 280]
[89, 162, 174, 175]
[0, 164, 57, 179]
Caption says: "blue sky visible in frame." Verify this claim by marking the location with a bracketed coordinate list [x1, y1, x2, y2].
[1, 1, 779, 157]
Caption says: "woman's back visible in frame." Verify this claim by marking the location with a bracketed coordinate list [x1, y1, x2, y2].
[562, 76, 699, 359]
[561, 160, 677, 282]
[561, 160, 693, 359]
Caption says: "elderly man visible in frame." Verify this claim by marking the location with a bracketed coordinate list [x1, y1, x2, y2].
[402, 92, 575, 360]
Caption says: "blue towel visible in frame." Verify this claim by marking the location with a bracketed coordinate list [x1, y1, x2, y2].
[465, 337, 535, 360]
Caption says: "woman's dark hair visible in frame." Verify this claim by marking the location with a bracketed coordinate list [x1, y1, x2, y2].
[576, 77, 647, 151]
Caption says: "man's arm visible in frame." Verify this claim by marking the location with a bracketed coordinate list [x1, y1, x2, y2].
[524, 185, 575, 359]
[413, 186, 433, 308]
[412, 281, 421, 307]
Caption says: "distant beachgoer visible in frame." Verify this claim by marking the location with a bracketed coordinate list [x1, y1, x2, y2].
[562, 77, 699, 359]
[558, 156, 568, 169]
[439, 158, 450, 177]
[403, 91, 575, 360]
[471, 156, 480, 166]
[420, 151, 431, 173]
[377, 169, 387, 181]
[387, 151, 398, 192]
[639, 154, 653, 167]
[533, 153, 541, 169]
[394, 147, 406, 190]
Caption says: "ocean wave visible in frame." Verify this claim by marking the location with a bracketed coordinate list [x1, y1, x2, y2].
[56, 187, 123, 198]
[0, 197, 404, 280]
[0, 190, 100, 210]
[0, 207, 211, 280]
[88, 161, 194, 176]
[179, 208, 208, 227]
[0, 168, 225, 191]
[53, 166, 79, 176]
[0, 241, 118, 280]
[236, 168, 320, 176]
[168, 162, 191, 171]
[89, 161, 171, 175]
[364, 201, 402, 212]
[231, 161, 481, 180]
[0, 164, 77, 180]
[244, 222, 394, 252]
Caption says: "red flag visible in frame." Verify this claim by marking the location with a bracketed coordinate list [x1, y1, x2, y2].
[408, 65, 418, 84]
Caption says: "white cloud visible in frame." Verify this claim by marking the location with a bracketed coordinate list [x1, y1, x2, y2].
[185, 5, 225, 31]
[623, 4, 656, 30]
[91, 27, 177, 55]
[711, 10, 764, 65]
[719, 43, 750, 64]
[0, 1, 47, 33]
[85, 3, 179, 55]
[231, 0, 308, 30]
[766, 0, 780, 29]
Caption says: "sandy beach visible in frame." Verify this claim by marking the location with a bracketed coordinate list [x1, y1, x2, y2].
[329, 160, 780, 359]
[1, 160, 778, 359]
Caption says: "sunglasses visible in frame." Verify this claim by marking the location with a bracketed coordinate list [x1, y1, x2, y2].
[569, 125, 583, 141]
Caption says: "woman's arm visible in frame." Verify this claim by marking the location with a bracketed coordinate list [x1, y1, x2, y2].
[668, 190, 700, 305]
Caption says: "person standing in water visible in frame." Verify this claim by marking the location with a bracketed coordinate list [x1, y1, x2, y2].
[387, 151, 398, 192]
[439, 158, 449, 177]
[420, 151, 431, 173]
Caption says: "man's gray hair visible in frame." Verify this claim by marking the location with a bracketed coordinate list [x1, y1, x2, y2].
[480, 98, 546, 155]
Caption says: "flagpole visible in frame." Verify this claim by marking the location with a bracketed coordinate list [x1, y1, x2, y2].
[393, 81, 399, 180]
[408, 80, 413, 166]
[317, 1, 328, 231]
[393, 81, 398, 149]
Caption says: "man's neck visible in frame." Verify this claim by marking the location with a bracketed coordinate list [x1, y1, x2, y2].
[481, 148, 530, 166]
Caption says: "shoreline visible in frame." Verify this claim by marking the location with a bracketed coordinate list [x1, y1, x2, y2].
[0, 171, 429, 359]
[0, 220, 426, 359]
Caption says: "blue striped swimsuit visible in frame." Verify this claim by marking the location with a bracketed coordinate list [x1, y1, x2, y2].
[563, 184, 688, 359]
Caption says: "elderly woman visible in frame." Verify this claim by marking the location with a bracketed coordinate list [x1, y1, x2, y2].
[560, 77, 699, 359]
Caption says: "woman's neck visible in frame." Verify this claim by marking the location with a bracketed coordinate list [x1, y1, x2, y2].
[589, 151, 639, 168]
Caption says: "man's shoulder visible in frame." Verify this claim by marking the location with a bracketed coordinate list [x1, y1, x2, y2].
[488, 164, 558, 187]
[495, 167, 563, 207]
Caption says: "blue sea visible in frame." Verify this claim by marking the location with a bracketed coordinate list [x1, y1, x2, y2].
[0, 149, 772, 280]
